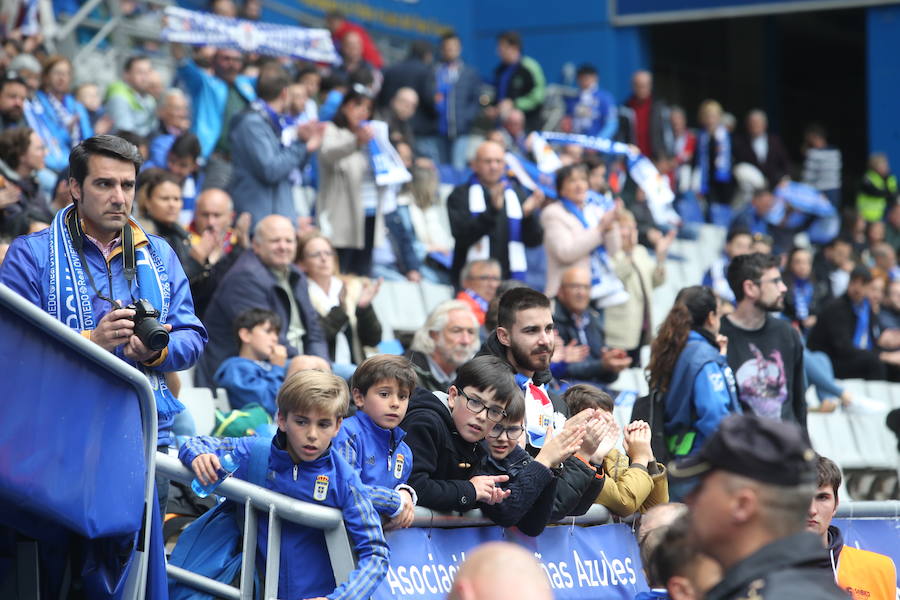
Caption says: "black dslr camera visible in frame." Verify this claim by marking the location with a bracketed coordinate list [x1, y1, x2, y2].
[126, 299, 169, 351]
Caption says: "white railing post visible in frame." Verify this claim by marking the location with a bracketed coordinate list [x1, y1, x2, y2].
[263, 506, 281, 600]
[239, 498, 258, 600]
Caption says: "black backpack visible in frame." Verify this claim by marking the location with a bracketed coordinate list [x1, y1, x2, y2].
[630, 388, 695, 465]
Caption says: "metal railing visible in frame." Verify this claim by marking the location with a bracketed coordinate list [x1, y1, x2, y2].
[0, 283, 158, 600]
[156, 452, 358, 600]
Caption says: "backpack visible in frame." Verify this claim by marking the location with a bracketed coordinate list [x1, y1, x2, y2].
[630, 388, 696, 465]
[214, 403, 273, 438]
[168, 437, 271, 600]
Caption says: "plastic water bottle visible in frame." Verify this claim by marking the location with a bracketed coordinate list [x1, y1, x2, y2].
[191, 452, 239, 498]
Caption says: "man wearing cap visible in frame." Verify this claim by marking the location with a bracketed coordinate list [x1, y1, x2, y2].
[671, 414, 847, 599]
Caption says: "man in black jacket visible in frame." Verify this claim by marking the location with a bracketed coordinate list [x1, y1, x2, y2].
[447, 140, 544, 282]
[670, 414, 848, 600]
[477, 287, 606, 520]
[553, 266, 631, 386]
[808, 265, 900, 380]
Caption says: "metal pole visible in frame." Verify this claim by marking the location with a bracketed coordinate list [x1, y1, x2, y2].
[53, 0, 106, 43]
[323, 523, 356, 584]
[239, 498, 258, 600]
[264, 506, 281, 600]
[167, 565, 241, 600]
[73, 15, 121, 64]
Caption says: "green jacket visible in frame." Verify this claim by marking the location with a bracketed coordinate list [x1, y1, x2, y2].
[856, 168, 898, 222]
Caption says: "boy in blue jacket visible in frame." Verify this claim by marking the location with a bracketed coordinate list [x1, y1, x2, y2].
[335, 355, 418, 530]
[181, 370, 389, 600]
[214, 308, 287, 416]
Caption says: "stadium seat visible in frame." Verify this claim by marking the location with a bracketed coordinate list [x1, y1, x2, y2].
[176, 365, 195, 390]
[846, 414, 896, 471]
[372, 280, 429, 334]
[179, 388, 216, 436]
[213, 388, 232, 414]
[420, 282, 454, 314]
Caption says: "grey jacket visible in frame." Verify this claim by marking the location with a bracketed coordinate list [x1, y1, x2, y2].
[227, 103, 310, 227]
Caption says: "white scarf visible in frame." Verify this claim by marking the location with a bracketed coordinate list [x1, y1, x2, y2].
[466, 182, 527, 279]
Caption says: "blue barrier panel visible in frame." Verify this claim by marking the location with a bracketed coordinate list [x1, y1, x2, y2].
[834, 518, 900, 585]
[374, 523, 648, 599]
[0, 300, 145, 538]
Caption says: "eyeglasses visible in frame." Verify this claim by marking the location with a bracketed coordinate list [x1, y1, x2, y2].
[755, 276, 783, 286]
[561, 283, 591, 291]
[305, 250, 335, 260]
[457, 389, 507, 423]
[472, 275, 501, 282]
[488, 424, 525, 439]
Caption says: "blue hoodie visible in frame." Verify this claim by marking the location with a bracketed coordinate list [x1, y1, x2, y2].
[663, 330, 740, 455]
[334, 410, 413, 518]
[179, 432, 389, 600]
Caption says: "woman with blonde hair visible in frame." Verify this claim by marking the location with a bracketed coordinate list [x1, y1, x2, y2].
[296, 230, 383, 378]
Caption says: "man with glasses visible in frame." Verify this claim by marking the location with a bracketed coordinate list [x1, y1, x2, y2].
[457, 258, 502, 329]
[720, 252, 807, 427]
[553, 266, 631, 388]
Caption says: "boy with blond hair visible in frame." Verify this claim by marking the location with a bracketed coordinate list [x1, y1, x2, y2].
[334, 355, 418, 530]
[180, 370, 389, 600]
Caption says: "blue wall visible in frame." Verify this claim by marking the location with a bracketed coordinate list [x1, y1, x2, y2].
[867, 5, 900, 169]
[264, 0, 649, 101]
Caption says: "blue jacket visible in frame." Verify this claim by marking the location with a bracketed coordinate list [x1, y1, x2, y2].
[29, 91, 93, 172]
[663, 330, 740, 455]
[176, 59, 255, 157]
[227, 104, 311, 226]
[196, 249, 328, 386]
[213, 357, 285, 416]
[333, 411, 413, 518]
[565, 85, 618, 140]
[0, 217, 208, 443]
[179, 433, 389, 600]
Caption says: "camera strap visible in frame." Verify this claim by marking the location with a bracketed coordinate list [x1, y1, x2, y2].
[65, 207, 133, 309]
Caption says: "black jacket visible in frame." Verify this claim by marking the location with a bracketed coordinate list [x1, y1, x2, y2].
[807, 294, 885, 380]
[706, 532, 848, 600]
[447, 180, 543, 282]
[476, 445, 557, 536]
[476, 332, 605, 520]
[732, 132, 792, 188]
[552, 300, 617, 384]
[405, 349, 452, 394]
[378, 56, 437, 137]
[400, 387, 485, 512]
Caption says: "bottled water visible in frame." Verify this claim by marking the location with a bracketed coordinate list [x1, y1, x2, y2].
[191, 452, 239, 498]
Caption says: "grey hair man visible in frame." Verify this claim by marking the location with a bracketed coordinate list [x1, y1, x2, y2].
[406, 299, 480, 392]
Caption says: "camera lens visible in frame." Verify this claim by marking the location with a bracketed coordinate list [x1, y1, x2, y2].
[134, 316, 170, 351]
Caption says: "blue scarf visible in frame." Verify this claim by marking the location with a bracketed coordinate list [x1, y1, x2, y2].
[497, 62, 518, 101]
[435, 62, 458, 136]
[48, 206, 184, 420]
[560, 197, 608, 289]
[466, 175, 526, 281]
[852, 298, 872, 350]
[792, 278, 813, 321]
[464, 289, 489, 313]
[697, 125, 731, 194]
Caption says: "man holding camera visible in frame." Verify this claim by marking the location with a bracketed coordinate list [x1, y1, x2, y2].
[0, 134, 208, 512]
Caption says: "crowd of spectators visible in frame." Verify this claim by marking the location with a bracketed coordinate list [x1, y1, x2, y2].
[1, 1, 899, 599]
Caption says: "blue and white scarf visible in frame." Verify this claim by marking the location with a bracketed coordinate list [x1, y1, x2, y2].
[697, 125, 732, 194]
[467, 177, 526, 280]
[48, 206, 184, 420]
[559, 197, 628, 307]
[40, 91, 83, 147]
[435, 62, 458, 136]
[366, 120, 411, 187]
[463, 289, 490, 314]
[162, 6, 340, 64]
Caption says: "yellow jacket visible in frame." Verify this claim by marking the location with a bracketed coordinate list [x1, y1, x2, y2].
[594, 449, 669, 517]
[836, 545, 897, 600]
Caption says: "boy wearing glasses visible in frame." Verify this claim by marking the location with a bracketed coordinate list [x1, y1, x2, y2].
[477, 391, 591, 536]
[401, 355, 521, 512]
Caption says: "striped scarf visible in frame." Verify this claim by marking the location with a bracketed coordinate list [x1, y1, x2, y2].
[467, 178, 526, 280]
[48, 206, 184, 420]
